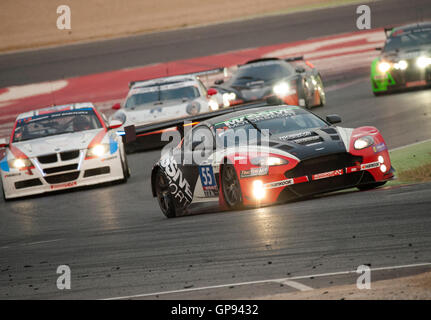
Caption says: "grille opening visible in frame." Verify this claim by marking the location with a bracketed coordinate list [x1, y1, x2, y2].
[60, 150, 80, 161]
[15, 179, 43, 189]
[84, 167, 110, 178]
[44, 172, 80, 184]
[285, 153, 363, 178]
[44, 164, 78, 175]
[37, 154, 58, 164]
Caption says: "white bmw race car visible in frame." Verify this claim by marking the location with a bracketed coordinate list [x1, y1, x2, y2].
[0, 103, 130, 200]
[110, 74, 221, 128]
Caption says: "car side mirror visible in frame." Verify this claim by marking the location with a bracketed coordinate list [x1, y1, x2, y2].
[112, 103, 121, 110]
[207, 88, 218, 96]
[295, 66, 306, 73]
[0, 138, 9, 148]
[214, 79, 224, 85]
[326, 114, 341, 124]
[108, 120, 123, 130]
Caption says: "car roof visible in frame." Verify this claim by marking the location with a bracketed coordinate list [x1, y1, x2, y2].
[202, 104, 300, 126]
[16, 102, 95, 120]
[391, 22, 431, 35]
[131, 75, 198, 89]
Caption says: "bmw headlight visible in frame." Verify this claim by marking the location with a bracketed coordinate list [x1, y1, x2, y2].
[394, 60, 408, 70]
[354, 136, 374, 150]
[416, 56, 431, 69]
[86, 144, 109, 158]
[273, 82, 292, 97]
[8, 158, 32, 169]
[250, 156, 288, 166]
[377, 61, 391, 73]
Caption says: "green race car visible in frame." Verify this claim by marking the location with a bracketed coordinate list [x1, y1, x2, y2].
[371, 22, 431, 95]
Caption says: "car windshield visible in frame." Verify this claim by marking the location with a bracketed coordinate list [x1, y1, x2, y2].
[12, 108, 102, 143]
[384, 29, 431, 52]
[214, 107, 327, 147]
[125, 86, 200, 109]
[231, 61, 294, 84]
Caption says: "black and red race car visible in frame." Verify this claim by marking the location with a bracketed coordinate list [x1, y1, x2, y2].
[212, 57, 326, 109]
[145, 104, 394, 218]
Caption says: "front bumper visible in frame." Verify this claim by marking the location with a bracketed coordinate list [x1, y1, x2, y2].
[371, 64, 431, 93]
[1, 150, 124, 199]
[239, 151, 394, 206]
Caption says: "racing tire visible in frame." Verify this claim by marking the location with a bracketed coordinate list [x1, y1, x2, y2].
[316, 75, 326, 107]
[119, 145, 130, 183]
[221, 164, 243, 209]
[357, 181, 386, 191]
[155, 169, 177, 218]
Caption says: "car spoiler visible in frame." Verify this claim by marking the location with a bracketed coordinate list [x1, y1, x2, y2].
[128, 67, 226, 89]
[124, 100, 274, 144]
[384, 27, 394, 38]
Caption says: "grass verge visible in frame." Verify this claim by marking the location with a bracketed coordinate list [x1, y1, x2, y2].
[388, 140, 431, 185]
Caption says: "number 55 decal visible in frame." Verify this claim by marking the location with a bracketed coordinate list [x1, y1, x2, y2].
[199, 165, 216, 187]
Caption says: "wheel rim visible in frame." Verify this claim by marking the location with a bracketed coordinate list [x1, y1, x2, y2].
[156, 172, 171, 213]
[222, 165, 241, 207]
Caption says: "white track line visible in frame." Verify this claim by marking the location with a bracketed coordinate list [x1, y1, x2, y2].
[278, 280, 313, 291]
[103, 262, 431, 300]
[389, 138, 431, 152]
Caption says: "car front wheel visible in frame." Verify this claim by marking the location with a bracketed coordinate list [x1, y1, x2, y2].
[221, 164, 243, 209]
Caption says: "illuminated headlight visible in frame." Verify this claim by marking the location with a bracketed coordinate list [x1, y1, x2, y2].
[416, 56, 431, 69]
[208, 99, 219, 111]
[222, 92, 236, 107]
[380, 164, 387, 173]
[354, 136, 374, 150]
[252, 180, 266, 200]
[86, 144, 109, 158]
[8, 158, 32, 169]
[378, 155, 384, 164]
[250, 156, 288, 166]
[273, 82, 292, 97]
[394, 60, 408, 70]
[378, 61, 391, 73]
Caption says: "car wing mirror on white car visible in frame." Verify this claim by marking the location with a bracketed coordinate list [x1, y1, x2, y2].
[108, 120, 123, 130]
[0, 138, 9, 148]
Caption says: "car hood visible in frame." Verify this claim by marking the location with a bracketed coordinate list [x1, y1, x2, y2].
[122, 98, 205, 126]
[11, 129, 104, 158]
[264, 126, 350, 160]
[382, 44, 431, 61]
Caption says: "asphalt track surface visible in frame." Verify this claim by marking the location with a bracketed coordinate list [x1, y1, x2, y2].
[1, 0, 431, 300]
[1, 77, 431, 299]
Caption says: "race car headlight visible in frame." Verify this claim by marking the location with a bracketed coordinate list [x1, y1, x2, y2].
[394, 60, 408, 70]
[354, 136, 374, 150]
[208, 99, 219, 111]
[252, 180, 266, 200]
[273, 82, 291, 97]
[377, 61, 391, 73]
[8, 158, 32, 169]
[416, 56, 431, 69]
[222, 92, 236, 107]
[250, 156, 288, 166]
[86, 144, 109, 158]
